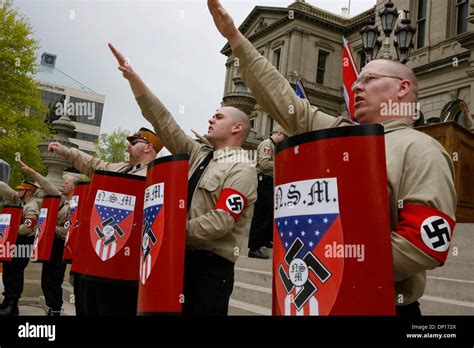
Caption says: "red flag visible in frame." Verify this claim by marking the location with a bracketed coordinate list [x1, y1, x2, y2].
[342, 37, 359, 121]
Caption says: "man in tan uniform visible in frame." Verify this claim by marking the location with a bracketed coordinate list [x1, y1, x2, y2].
[248, 126, 289, 259]
[109, 43, 257, 315]
[208, 0, 457, 316]
[0, 180, 39, 315]
[48, 127, 163, 177]
[48, 128, 163, 316]
[19, 161, 80, 316]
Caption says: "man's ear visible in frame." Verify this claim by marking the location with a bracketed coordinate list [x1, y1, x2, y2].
[144, 143, 154, 153]
[398, 79, 412, 99]
[231, 122, 243, 135]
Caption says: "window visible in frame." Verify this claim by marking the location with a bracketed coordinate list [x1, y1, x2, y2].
[416, 0, 427, 48]
[457, 0, 468, 34]
[269, 118, 275, 136]
[250, 118, 255, 129]
[40, 91, 66, 123]
[316, 50, 329, 84]
[68, 97, 104, 127]
[358, 51, 367, 71]
[73, 131, 99, 142]
[273, 49, 281, 71]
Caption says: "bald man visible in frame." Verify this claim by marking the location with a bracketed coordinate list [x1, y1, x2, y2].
[109, 44, 257, 315]
[208, 0, 456, 316]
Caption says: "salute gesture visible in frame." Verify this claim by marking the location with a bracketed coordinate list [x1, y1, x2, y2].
[207, 0, 245, 49]
[108, 43, 147, 97]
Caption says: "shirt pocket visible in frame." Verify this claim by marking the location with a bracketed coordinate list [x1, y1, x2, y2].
[198, 174, 221, 193]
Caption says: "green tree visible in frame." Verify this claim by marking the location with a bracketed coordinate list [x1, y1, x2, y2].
[0, 0, 52, 187]
[94, 128, 131, 163]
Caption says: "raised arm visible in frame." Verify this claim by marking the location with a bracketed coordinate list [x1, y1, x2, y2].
[20, 161, 61, 196]
[0, 181, 19, 205]
[108, 44, 200, 156]
[48, 142, 128, 177]
[207, 0, 350, 135]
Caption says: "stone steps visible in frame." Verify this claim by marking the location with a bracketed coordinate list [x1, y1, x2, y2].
[420, 295, 474, 315]
[231, 281, 272, 309]
[424, 275, 474, 303]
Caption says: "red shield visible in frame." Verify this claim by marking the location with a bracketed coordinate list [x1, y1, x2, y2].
[273, 125, 395, 315]
[90, 189, 136, 261]
[140, 183, 165, 284]
[31, 196, 61, 262]
[63, 182, 90, 263]
[0, 206, 22, 262]
[137, 154, 188, 314]
[71, 170, 145, 282]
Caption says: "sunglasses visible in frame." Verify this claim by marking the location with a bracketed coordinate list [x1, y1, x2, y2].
[129, 139, 149, 146]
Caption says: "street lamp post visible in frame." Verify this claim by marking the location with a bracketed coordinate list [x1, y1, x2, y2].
[360, 0, 416, 64]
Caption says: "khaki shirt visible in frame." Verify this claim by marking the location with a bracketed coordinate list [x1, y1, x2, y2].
[0, 182, 39, 237]
[32, 172, 70, 240]
[234, 38, 457, 305]
[63, 148, 148, 177]
[256, 138, 275, 177]
[136, 89, 257, 263]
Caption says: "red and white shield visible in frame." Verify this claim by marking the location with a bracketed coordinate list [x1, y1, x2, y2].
[273, 178, 344, 316]
[32, 208, 48, 257]
[0, 214, 12, 244]
[90, 189, 136, 261]
[140, 183, 165, 284]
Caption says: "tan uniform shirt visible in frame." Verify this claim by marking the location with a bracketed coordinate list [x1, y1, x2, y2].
[234, 38, 457, 305]
[256, 138, 275, 177]
[31, 172, 70, 240]
[136, 89, 257, 263]
[0, 182, 39, 237]
[63, 148, 148, 177]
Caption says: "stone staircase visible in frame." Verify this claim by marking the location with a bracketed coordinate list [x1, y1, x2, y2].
[229, 223, 474, 315]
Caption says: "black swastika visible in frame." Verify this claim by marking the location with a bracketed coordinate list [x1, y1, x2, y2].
[94, 216, 125, 246]
[423, 218, 450, 248]
[227, 196, 243, 212]
[278, 237, 332, 311]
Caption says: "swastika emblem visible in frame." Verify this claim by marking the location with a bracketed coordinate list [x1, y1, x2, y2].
[421, 216, 451, 252]
[226, 194, 244, 214]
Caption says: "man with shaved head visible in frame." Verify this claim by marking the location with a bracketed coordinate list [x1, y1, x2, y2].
[208, 0, 456, 316]
[109, 44, 257, 315]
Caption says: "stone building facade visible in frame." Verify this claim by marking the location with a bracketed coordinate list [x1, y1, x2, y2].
[220, 0, 474, 147]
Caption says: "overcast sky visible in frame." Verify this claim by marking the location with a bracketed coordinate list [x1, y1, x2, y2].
[14, 0, 376, 137]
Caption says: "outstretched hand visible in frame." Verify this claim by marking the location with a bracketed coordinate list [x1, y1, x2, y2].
[48, 142, 68, 157]
[108, 43, 136, 80]
[207, 0, 244, 48]
[19, 161, 34, 175]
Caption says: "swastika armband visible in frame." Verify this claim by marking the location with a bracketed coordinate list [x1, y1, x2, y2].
[395, 204, 455, 264]
[23, 218, 37, 230]
[215, 188, 248, 222]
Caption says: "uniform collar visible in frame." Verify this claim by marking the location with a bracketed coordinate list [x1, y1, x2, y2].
[381, 118, 413, 134]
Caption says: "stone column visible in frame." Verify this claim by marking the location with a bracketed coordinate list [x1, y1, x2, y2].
[38, 109, 78, 191]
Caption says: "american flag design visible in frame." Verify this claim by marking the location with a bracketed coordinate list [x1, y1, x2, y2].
[274, 178, 344, 316]
[90, 190, 136, 262]
[32, 208, 48, 257]
[0, 214, 11, 243]
[64, 195, 79, 244]
[140, 183, 165, 284]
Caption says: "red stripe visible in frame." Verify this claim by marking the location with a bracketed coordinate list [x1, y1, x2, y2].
[214, 188, 248, 222]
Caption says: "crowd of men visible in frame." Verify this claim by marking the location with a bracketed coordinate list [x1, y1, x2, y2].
[0, 0, 459, 317]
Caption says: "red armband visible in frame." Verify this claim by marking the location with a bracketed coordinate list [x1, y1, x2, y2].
[215, 188, 248, 222]
[395, 204, 455, 264]
[23, 218, 37, 231]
